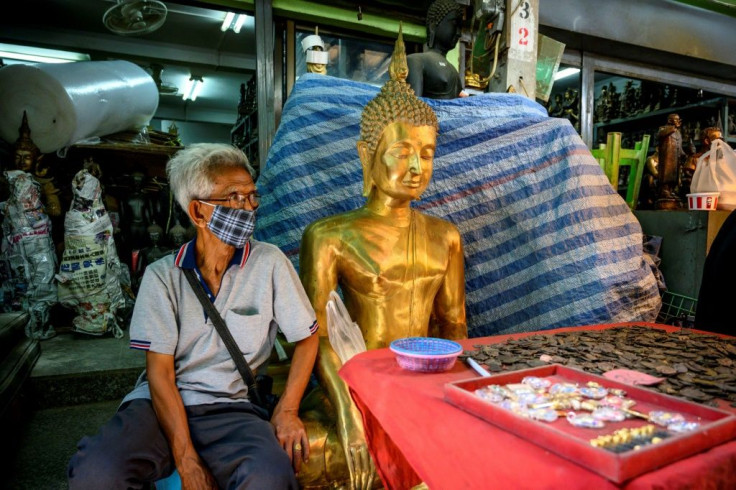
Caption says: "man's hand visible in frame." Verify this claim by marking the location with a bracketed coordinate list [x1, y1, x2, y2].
[178, 454, 218, 490]
[272, 408, 309, 474]
[147, 352, 217, 489]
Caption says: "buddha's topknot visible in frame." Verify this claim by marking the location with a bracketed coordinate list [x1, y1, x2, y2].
[14, 111, 40, 158]
[359, 23, 438, 151]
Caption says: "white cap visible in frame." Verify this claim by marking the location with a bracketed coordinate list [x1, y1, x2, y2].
[301, 34, 324, 53]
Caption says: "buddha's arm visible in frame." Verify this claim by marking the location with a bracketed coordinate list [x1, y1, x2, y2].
[299, 223, 375, 489]
[434, 227, 468, 339]
[406, 55, 424, 97]
[299, 227, 352, 417]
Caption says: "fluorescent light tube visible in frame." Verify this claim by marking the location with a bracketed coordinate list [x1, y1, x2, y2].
[0, 43, 90, 64]
[554, 67, 581, 81]
[221, 12, 235, 32]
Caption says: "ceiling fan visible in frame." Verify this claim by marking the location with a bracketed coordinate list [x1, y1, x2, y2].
[103, 0, 168, 36]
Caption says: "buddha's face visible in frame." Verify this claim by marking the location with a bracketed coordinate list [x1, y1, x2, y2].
[306, 62, 327, 75]
[14, 149, 35, 172]
[362, 122, 436, 201]
[432, 10, 461, 51]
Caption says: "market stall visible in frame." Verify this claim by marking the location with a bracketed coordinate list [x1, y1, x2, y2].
[339, 322, 736, 489]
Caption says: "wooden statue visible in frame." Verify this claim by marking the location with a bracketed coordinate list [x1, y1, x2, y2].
[656, 113, 687, 210]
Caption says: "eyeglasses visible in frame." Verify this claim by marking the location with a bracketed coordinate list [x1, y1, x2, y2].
[200, 191, 260, 209]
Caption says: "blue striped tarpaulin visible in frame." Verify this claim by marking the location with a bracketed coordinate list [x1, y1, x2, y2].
[255, 74, 661, 337]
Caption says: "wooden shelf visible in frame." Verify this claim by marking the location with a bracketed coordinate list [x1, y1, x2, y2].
[594, 97, 726, 131]
[67, 142, 183, 178]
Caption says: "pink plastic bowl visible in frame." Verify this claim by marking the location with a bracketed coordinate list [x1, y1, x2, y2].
[389, 337, 463, 373]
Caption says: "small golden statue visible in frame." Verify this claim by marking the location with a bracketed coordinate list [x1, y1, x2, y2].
[640, 150, 659, 209]
[13, 111, 62, 217]
[302, 26, 329, 75]
[298, 24, 467, 488]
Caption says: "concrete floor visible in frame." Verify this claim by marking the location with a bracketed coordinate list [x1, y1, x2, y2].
[32, 328, 144, 378]
[6, 328, 145, 489]
[7, 399, 120, 489]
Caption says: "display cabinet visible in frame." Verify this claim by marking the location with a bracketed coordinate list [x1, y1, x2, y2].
[593, 89, 734, 152]
[578, 54, 736, 151]
[231, 78, 259, 175]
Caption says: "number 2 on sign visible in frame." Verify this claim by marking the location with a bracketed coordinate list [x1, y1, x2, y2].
[518, 27, 529, 46]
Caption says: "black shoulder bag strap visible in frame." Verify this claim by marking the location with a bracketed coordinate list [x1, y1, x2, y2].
[182, 268, 263, 406]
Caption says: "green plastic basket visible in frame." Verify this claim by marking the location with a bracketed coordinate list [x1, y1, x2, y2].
[656, 291, 697, 326]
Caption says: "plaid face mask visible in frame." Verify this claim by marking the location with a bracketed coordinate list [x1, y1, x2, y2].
[201, 203, 256, 248]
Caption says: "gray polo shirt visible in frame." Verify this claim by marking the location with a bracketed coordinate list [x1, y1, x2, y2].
[123, 239, 317, 406]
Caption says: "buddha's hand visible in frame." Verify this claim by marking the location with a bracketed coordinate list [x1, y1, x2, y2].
[338, 408, 376, 490]
[346, 439, 376, 490]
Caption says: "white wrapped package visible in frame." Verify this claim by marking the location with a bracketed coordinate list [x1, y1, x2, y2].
[0, 60, 159, 154]
[56, 169, 127, 338]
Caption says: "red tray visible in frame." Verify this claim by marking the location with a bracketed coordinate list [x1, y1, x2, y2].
[444, 364, 736, 483]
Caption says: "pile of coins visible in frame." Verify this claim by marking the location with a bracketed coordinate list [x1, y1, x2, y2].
[461, 326, 736, 406]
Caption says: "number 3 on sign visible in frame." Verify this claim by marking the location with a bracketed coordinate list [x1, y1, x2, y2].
[511, 1, 535, 55]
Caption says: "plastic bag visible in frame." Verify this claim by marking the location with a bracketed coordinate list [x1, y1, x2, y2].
[326, 290, 367, 364]
[691, 139, 736, 210]
[56, 169, 126, 338]
[0, 170, 57, 340]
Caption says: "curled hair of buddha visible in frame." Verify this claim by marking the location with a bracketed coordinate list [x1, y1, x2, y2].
[427, 0, 461, 32]
[359, 24, 438, 152]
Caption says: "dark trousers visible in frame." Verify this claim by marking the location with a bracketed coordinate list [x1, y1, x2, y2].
[67, 399, 297, 490]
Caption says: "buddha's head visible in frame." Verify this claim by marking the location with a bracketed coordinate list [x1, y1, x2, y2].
[13, 111, 41, 173]
[426, 0, 462, 52]
[302, 31, 329, 75]
[357, 24, 439, 201]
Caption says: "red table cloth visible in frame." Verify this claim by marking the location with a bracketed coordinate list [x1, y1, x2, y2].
[339, 322, 736, 489]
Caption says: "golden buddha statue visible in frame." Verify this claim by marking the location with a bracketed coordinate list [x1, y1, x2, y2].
[298, 25, 467, 489]
[13, 111, 62, 217]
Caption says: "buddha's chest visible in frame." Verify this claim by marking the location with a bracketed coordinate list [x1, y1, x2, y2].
[424, 61, 460, 98]
[338, 226, 448, 297]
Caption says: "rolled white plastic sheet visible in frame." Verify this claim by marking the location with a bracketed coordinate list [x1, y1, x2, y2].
[0, 60, 159, 154]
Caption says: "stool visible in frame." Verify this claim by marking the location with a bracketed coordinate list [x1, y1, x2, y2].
[155, 470, 181, 489]
[591, 132, 651, 210]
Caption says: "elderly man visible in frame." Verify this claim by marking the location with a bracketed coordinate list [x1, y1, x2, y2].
[68, 143, 319, 489]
